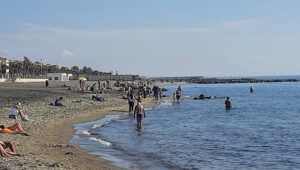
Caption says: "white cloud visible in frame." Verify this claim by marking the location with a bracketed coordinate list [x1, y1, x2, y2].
[220, 19, 261, 27]
[0, 20, 273, 76]
[20, 19, 261, 38]
[61, 49, 74, 58]
[21, 23, 210, 36]
[0, 49, 8, 56]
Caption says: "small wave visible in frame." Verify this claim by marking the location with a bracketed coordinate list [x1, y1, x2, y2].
[92, 117, 120, 129]
[145, 107, 153, 111]
[92, 122, 110, 129]
[88, 137, 112, 146]
[160, 101, 173, 106]
[76, 130, 91, 135]
[92, 124, 102, 129]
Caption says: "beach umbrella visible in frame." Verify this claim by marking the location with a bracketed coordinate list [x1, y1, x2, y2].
[79, 77, 87, 81]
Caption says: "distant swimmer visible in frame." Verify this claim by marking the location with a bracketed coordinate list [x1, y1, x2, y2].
[225, 97, 232, 110]
[250, 86, 254, 93]
[194, 94, 216, 100]
[134, 102, 146, 129]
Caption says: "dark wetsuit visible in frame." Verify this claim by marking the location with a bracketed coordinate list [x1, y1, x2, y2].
[225, 99, 232, 110]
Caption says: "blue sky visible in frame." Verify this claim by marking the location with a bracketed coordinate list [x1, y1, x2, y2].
[0, 0, 300, 77]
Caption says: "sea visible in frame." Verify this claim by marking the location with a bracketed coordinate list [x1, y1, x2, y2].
[70, 82, 300, 170]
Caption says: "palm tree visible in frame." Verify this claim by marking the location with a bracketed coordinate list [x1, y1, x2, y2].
[71, 66, 80, 74]
[23, 56, 32, 77]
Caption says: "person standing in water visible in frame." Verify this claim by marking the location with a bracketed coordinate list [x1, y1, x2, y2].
[133, 102, 146, 129]
[127, 92, 135, 113]
[250, 86, 254, 93]
[225, 97, 232, 110]
[175, 85, 182, 103]
[152, 85, 159, 100]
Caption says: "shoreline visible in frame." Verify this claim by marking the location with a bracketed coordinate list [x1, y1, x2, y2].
[69, 97, 162, 169]
[0, 81, 158, 169]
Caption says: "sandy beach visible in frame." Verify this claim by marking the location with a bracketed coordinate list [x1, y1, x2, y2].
[0, 81, 156, 169]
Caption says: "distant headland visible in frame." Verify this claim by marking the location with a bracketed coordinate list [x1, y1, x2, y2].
[149, 75, 300, 84]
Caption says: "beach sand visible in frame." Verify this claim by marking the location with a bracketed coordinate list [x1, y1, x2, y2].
[0, 81, 156, 169]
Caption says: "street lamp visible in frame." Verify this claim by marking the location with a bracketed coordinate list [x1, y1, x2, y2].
[40, 58, 43, 76]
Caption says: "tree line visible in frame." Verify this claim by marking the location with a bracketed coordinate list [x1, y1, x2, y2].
[0, 57, 111, 78]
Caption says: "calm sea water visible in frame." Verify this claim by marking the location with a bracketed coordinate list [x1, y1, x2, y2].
[70, 82, 300, 170]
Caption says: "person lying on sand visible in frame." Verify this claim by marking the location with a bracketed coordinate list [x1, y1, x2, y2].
[0, 141, 20, 157]
[0, 123, 29, 136]
[9, 102, 29, 121]
[91, 94, 106, 102]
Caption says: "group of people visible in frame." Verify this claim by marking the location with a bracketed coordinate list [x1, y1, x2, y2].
[193, 86, 255, 110]
[224, 86, 254, 110]
[1, 81, 109, 157]
[1, 102, 31, 157]
[126, 84, 256, 129]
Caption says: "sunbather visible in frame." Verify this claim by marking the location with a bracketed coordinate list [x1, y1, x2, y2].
[0, 141, 20, 157]
[0, 123, 29, 136]
[91, 94, 106, 102]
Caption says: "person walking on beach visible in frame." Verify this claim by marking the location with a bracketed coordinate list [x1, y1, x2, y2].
[133, 102, 146, 129]
[152, 85, 159, 100]
[127, 92, 135, 113]
[142, 84, 147, 99]
[225, 97, 232, 110]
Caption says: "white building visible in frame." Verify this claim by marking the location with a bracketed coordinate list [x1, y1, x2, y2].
[47, 73, 72, 81]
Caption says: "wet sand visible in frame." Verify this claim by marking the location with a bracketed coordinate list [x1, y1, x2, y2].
[0, 81, 156, 169]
